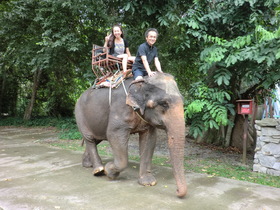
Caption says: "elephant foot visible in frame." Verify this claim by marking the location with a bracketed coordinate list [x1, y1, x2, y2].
[82, 160, 93, 168]
[138, 173, 157, 186]
[92, 166, 105, 176]
[104, 162, 120, 180]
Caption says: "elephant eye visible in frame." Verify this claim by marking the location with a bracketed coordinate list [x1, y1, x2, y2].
[158, 101, 169, 109]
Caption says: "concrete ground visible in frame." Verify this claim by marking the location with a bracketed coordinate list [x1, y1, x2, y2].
[0, 127, 280, 210]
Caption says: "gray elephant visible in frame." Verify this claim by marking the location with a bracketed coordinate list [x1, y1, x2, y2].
[75, 73, 187, 198]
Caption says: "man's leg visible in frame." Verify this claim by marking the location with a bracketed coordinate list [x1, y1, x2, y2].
[133, 69, 147, 80]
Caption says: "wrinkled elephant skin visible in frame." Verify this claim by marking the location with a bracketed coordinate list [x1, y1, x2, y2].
[75, 73, 187, 197]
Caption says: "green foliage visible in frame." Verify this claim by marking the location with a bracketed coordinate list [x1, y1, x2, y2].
[174, 0, 280, 141]
[0, 0, 110, 117]
[199, 2, 279, 78]
[55, 118, 82, 140]
[1, 0, 199, 118]
[200, 46, 228, 64]
[213, 68, 232, 86]
[1, 0, 280, 147]
[185, 83, 235, 138]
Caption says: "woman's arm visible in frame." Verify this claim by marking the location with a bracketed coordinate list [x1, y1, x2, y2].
[126, 48, 132, 57]
[103, 34, 111, 52]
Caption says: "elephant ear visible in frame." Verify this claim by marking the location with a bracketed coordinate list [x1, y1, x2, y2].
[126, 80, 146, 115]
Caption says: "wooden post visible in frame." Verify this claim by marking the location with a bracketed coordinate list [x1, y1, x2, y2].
[242, 114, 248, 164]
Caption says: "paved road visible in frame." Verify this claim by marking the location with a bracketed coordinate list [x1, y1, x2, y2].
[1, 127, 280, 210]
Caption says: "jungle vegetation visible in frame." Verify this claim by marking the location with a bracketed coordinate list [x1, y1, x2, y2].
[1, 0, 280, 148]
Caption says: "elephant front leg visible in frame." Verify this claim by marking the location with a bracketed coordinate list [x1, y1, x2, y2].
[138, 128, 157, 186]
[84, 139, 105, 176]
[105, 132, 129, 180]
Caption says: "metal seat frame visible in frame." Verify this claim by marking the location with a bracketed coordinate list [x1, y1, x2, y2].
[92, 44, 132, 79]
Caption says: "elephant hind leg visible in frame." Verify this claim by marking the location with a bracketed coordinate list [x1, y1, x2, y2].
[83, 138, 105, 176]
[82, 147, 93, 168]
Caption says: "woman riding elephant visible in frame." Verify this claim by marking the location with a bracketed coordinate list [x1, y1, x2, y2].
[75, 73, 187, 198]
[103, 24, 135, 72]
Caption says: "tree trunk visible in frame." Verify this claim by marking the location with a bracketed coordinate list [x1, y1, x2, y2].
[196, 127, 224, 145]
[0, 71, 6, 115]
[268, 97, 273, 118]
[23, 69, 43, 120]
[224, 114, 236, 147]
[231, 114, 255, 152]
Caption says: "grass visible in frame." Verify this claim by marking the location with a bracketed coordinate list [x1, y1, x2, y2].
[183, 157, 280, 188]
[1, 116, 280, 188]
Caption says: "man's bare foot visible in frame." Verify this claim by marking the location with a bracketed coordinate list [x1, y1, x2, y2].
[135, 76, 143, 80]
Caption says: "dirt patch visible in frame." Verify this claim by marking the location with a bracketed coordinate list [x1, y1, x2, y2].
[128, 129, 254, 166]
[34, 127, 253, 167]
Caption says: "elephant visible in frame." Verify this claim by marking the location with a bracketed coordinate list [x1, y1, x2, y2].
[74, 73, 187, 198]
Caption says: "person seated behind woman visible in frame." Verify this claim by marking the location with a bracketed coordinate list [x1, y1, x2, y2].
[103, 24, 135, 72]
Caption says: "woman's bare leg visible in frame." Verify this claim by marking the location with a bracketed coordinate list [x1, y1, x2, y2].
[117, 54, 128, 72]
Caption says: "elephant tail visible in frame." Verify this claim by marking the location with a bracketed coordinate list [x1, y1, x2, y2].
[81, 138, 85, 146]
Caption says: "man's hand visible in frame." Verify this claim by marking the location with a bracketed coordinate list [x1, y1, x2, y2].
[148, 71, 156, 77]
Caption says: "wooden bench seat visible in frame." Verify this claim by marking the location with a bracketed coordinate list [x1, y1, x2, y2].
[92, 44, 132, 78]
[91, 44, 133, 88]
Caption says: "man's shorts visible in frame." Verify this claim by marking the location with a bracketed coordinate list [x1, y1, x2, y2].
[132, 68, 148, 80]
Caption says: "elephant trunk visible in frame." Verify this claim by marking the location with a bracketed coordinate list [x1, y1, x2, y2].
[165, 105, 187, 198]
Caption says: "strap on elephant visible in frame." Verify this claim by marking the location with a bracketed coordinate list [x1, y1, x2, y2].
[103, 72, 148, 124]
[134, 109, 149, 124]
[107, 70, 128, 106]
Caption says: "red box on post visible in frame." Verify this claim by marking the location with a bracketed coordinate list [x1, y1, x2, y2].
[236, 100, 253, 115]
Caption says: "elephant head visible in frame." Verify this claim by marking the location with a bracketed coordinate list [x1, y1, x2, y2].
[126, 73, 187, 198]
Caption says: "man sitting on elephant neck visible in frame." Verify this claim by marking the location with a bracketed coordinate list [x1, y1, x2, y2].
[132, 28, 163, 80]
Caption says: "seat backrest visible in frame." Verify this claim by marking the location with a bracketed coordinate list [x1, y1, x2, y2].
[92, 44, 123, 78]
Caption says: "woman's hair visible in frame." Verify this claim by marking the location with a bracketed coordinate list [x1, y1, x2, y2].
[145, 28, 158, 38]
[107, 24, 124, 48]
